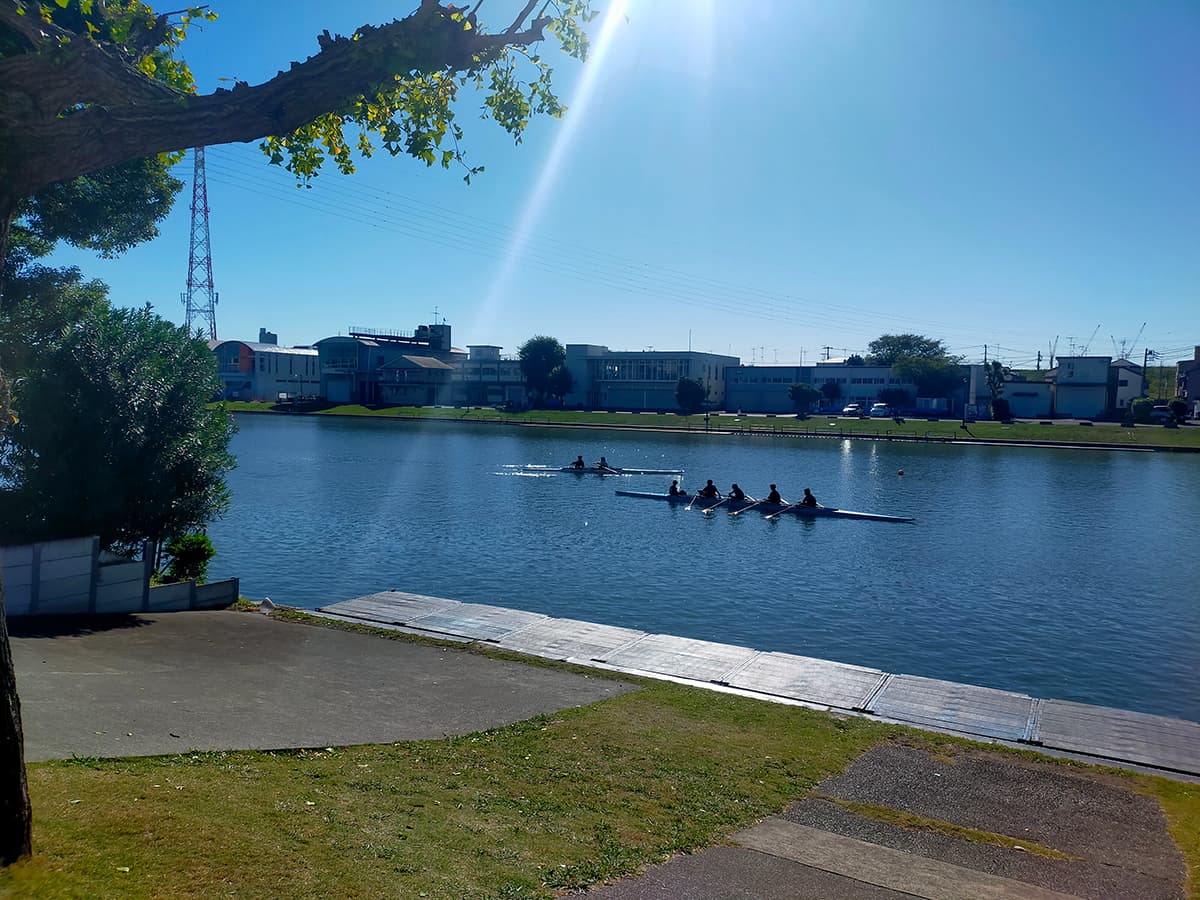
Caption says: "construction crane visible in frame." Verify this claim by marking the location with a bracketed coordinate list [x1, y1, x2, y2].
[1079, 324, 1101, 356]
[1124, 322, 1146, 361]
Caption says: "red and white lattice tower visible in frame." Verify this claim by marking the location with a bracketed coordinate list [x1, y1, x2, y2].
[181, 147, 218, 340]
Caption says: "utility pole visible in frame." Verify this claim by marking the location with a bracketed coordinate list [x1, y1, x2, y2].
[1036, 350, 1042, 371]
[822, 345, 833, 361]
[983, 344, 988, 365]
[181, 147, 218, 341]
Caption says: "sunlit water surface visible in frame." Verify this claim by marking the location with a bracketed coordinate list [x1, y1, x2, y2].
[209, 414, 1200, 720]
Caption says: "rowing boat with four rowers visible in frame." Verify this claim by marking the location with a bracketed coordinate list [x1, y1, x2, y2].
[614, 489, 914, 523]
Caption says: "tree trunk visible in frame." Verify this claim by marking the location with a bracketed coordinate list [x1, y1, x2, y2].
[0, 192, 32, 867]
[0, 565, 32, 866]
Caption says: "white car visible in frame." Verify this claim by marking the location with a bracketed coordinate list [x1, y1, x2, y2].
[841, 403, 863, 416]
[869, 403, 892, 417]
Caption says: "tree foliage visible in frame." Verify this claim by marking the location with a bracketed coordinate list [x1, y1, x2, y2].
[878, 387, 910, 409]
[0, 301, 236, 559]
[819, 380, 842, 402]
[0, 0, 597, 263]
[517, 335, 567, 406]
[164, 532, 216, 583]
[866, 334, 953, 367]
[844, 354, 865, 366]
[787, 382, 819, 414]
[675, 377, 707, 415]
[891, 356, 962, 400]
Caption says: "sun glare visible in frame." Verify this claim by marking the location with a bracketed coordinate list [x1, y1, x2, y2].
[472, 0, 631, 338]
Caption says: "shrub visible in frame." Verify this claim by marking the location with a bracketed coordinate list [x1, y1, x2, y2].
[1130, 397, 1153, 424]
[1168, 398, 1187, 421]
[164, 533, 216, 583]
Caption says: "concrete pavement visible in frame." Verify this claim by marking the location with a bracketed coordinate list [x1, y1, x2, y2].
[10, 610, 631, 761]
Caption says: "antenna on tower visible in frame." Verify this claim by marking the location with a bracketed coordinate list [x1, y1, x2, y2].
[181, 147, 218, 341]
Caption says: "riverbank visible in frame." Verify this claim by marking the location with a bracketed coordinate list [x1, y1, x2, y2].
[220, 401, 1200, 452]
[4, 609, 1197, 898]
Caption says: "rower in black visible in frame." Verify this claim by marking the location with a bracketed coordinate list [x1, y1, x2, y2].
[668, 480, 687, 496]
[800, 488, 819, 507]
[596, 456, 613, 471]
[697, 480, 721, 499]
[570, 455, 586, 469]
[766, 484, 783, 504]
[729, 483, 747, 501]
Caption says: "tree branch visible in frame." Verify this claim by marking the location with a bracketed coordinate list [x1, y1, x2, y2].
[0, 35, 179, 118]
[0, 0, 51, 49]
[2, 3, 553, 198]
[505, 0, 539, 35]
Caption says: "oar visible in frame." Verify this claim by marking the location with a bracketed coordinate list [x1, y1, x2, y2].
[702, 496, 730, 516]
[763, 499, 797, 521]
[728, 496, 762, 516]
[685, 491, 716, 511]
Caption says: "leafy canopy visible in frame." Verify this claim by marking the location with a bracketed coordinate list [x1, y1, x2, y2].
[865, 334, 954, 367]
[518, 335, 568, 404]
[0, 0, 597, 206]
[675, 376, 707, 415]
[0, 299, 236, 555]
[787, 382, 820, 412]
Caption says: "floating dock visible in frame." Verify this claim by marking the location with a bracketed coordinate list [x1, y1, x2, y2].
[315, 592, 1200, 778]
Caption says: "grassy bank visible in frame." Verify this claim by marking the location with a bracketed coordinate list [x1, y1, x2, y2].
[5, 681, 890, 898]
[221, 401, 1200, 450]
[4, 614, 1199, 898]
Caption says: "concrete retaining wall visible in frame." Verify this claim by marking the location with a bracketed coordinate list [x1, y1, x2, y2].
[1, 536, 238, 616]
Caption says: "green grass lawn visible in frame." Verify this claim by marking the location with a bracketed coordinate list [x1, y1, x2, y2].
[220, 401, 1200, 450]
[4, 682, 890, 899]
[4, 615, 1199, 899]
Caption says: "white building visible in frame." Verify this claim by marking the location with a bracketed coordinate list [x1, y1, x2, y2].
[564, 345, 738, 411]
[725, 363, 918, 414]
[1111, 359, 1146, 412]
[454, 345, 526, 406]
[211, 330, 320, 401]
[1051, 356, 1111, 419]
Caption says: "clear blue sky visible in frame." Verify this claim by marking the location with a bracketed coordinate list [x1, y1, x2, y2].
[48, 0, 1200, 368]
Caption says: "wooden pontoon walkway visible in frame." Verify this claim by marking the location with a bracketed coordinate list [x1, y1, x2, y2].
[316, 592, 1200, 778]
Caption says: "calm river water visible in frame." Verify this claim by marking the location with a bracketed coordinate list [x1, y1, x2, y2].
[209, 414, 1200, 721]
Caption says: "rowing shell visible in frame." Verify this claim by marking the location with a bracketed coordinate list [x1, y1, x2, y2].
[614, 490, 914, 523]
[520, 465, 685, 476]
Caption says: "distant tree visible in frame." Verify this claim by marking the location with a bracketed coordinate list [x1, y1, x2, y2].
[517, 336, 567, 407]
[845, 354, 865, 366]
[1168, 398, 1188, 422]
[985, 361, 1007, 415]
[546, 365, 574, 403]
[992, 397, 1012, 420]
[0, 303, 237, 566]
[676, 377, 708, 415]
[1130, 397, 1153, 424]
[878, 387, 910, 409]
[819, 380, 842, 403]
[866, 334, 952, 367]
[892, 357, 962, 400]
[787, 383, 820, 415]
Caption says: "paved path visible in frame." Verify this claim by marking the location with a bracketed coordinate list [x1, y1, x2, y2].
[10, 610, 631, 761]
[590, 742, 1188, 899]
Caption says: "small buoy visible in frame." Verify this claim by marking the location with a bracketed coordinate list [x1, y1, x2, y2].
[897, 469, 905, 476]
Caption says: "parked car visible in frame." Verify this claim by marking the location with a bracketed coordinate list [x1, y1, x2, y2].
[841, 403, 864, 416]
[869, 403, 892, 417]
[1150, 405, 1175, 423]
